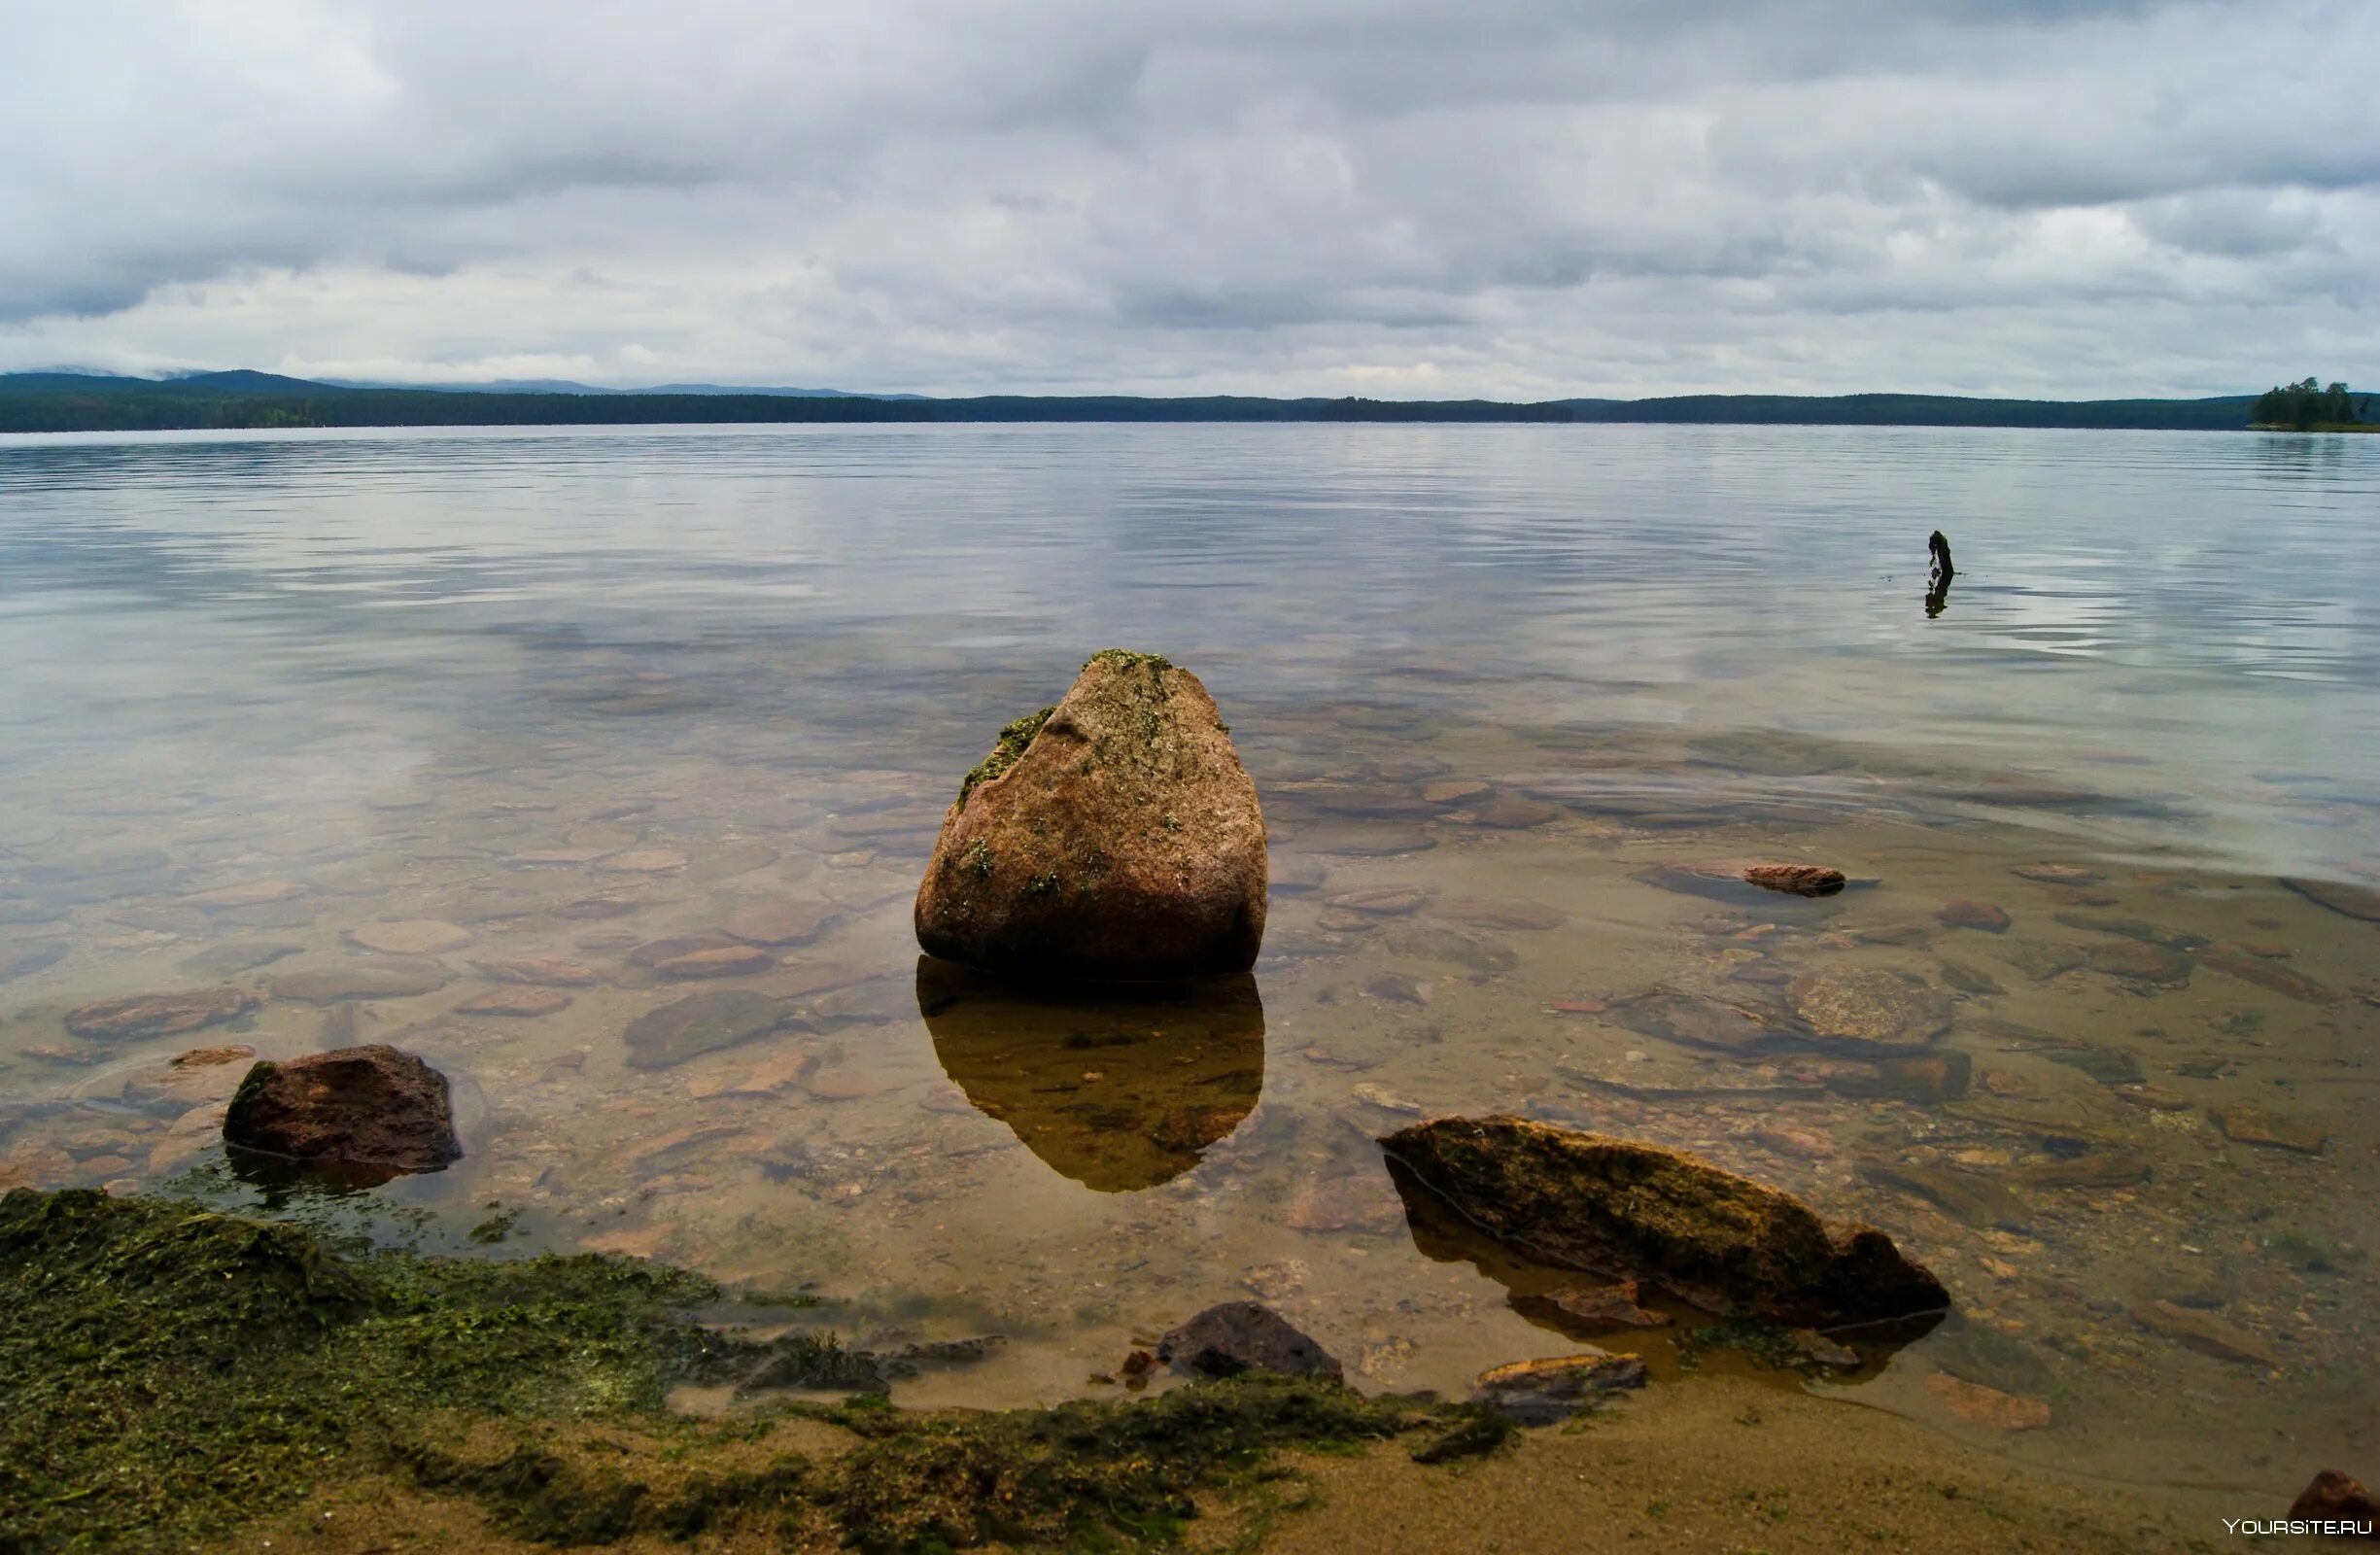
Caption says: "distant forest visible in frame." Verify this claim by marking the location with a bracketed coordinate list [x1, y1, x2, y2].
[0, 369, 2289, 434]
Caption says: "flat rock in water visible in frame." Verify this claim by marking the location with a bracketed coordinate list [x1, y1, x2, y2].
[2087, 941, 2192, 986]
[2012, 864, 2104, 886]
[1856, 1158, 2029, 1230]
[2282, 877, 2380, 923]
[1390, 927, 1519, 973]
[454, 985, 573, 1018]
[627, 934, 737, 968]
[1545, 1279, 1672, 1331]
[175, 881, 308, 911]
[64, 987, 260, 1043]
[0, 942, 67, 984]
[1743, 863, 1846, 897]
[2000, 940, 2083, 981]
[1923, 1372, 2051, 1431]
[722, 899, 839, 947]
[344, 919, 474, 956]
[120, 1044, 259, 1110]
[1821, 1051, 1972, 1103]
[655, 945, 776, 980]
[2210, 1105, 2326, 1155]
[623, 987, 801, 1069]
[1439, 897, 1568, 931]
[915, 651, 1268, 980]
[469, 955, 599, 986]
[1464, 793, 1562, 829]
[1787, 968, 1950, 1053]
[1473, 1353, 1648, 1424]
[1937, 900, 2012, 932]
[1617, 993, 1788, 1055]
[270, 960, 457, 1003]
[224, 1044, 462, 1179]
[1324, 885, 1428, 916]
[1156, 1301, 1342, 1381]
[1380, 1116, 1949, 1327]
[2012, 1151, 2151, 1190]
[600, 849, 689, 874]
[2130, 1299, 2282, 1366]
[2198, 952, 2338, 1004]
[179, 941, 303, 978]
[2053, 912, 2207, 950]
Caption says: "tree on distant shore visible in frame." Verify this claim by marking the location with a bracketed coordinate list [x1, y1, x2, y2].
[2251, 377, 2361, 430]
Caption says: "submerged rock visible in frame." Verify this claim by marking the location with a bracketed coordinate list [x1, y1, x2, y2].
[223, 1044, 462, 1178]
[2287, 1469, 2380, 1530]
[344, 919, 474, 956]
[270, 960, 456, 1003]
[1380, 1117, 1949, 1327]
[2282, 877, 2380, 924]
[64, 987, 259, 1043]
[1472, 1352, 1647, 1423]
[622, 988, 802, 1070]
[1937, 899, 2012, 933]
[1545, 1279, 1672, 1331]
[915, 650, 1266, 981]
[1786, 968, 1951, 1053]
[1158, 1301, 1342, 1381]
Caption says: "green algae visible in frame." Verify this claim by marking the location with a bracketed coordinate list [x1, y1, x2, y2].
[1, 1189, 1490, 1553]
[959, 706, 1055, 805]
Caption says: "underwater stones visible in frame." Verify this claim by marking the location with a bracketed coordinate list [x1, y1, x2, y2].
[2199, 953, 2339, 1004]
[270, 960, 456, 1003]
[2012, 864, 2103, 887]
[119, 1045, 259, 1111]
[1380, 1117, 1949, 1327]
[1463, 792, 1562, 829]
[469, 954, 599, 987]
[1786, 968, 1951, 1053]
[2053, 912, 2207, 951]
[2211, 1105, 2326, 1156]
[223, 1044, 462, 1178]
[1423, 779, 1489, 804]
[1324, 884, 1428, 916]
[1617, 993, 1785, 1055]
[654, 945, 776, 980]
[454, 985, 573, 1018]
[1743, 863, 1846, 897]
[2282, 877, 2380, 923]
[1545, 1279, 1672, 1331]
[174, 881, 307, 912]
[915, 650, 1267, 982]
[2011, 1151, 2150, 1191]
[64, 987, 259, 1043]
[622, 988, 801, 1069]
[1157, 1301, 1342, 1382]
[1472, 1352, 1647, 1424]
[1922, 1372, 2051, 1432]
[0, 941, 67, 984]
[2086, 941, 2192, 987]
[721, 898, 839, 947]
[1821, 1050, 1972, 1104]
[344, 919, 473, 956]
[1856, 1159, 2029, 1231]
[2000, 939, 2083, 981]
[1938, 959, 2005, 995]
[599, 849, 689, 874]
[178, 940, 303, 978]
[1938, 900, 2012, 933]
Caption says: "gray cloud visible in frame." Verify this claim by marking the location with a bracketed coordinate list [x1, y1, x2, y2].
[0, 0, 2372, 396]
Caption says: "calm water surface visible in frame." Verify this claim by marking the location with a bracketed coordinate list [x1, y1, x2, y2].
[1, 424, 2375, 1497]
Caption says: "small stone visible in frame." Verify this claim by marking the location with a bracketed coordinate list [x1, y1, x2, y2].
[1923, 1372, 2051, 1430]
[1352, 1082, 1425, 1115]
[1158, 1302, 1342, 1381]
[469, 955, 599, 986]
[344, 920, 473, 956]
[64, 987, 260, 1043]
[722, 899, 839, 947]
[2130, 1299, 2282, 1366]
[455, 985, 573, 1018]
[1365, 972, 1429, 1006]
[1473, 1352, 1648, 1424]
[2211, 1105, 2325, 1155]
[600, 849, 689, 874]
[1743, 863, 1846, 897]
[655, 945, 776, 980]
[1545, 1280, 1672, 1331]
[2013, 864, 2103, 886]
[2116, 1084, 2191, 1112]
[1325, 885, 1429, 916]
[1423, 780, 1489, 804]
[120, 1045, 259, 1109]
[1939, 959, 2005, 995]
[1938, 900, 2012, 932]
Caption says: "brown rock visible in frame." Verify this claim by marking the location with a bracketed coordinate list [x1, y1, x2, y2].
[2013, 864, 2104, 886]
[1923, 1372, 2052, 1431]
[1473, 1352, 1648, 1423]
[1423, 779, 1489, 804]
[344, 919, 473, 956]
[2283, 877, 2380, 923]
[2287, 1470, 2380, 1530]
[1787, 968, 1951, 1053]
[469, 955, 599, 986]
[2087, 941, 2192, 986]
[2199, 953, 2339, 1004]
[1380, 1116, 1949, 1326]
[2211, 1105, 2326, 1155]
[1938, 900, 2012, 932]
[722, 899, 840, 947]
[64, 987, 260, 1043]
[1158, 1301, 1340, 1381]
[1324, 885, 1429, 916]
[1743, 863, 1847, 897]
[655, 945, 776, 980]
[455, 985, 574, 1017]
[1545, 1279, 1673, 1330]
[2130, 1299, 2283, 1366]
[915, 650, 1266, 980]
[223, 1045, 462, 1178]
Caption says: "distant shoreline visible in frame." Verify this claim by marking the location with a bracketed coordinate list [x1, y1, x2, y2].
[0, 370, 2277, 434]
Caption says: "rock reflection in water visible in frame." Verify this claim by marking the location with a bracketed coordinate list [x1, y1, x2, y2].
[916, 958, 1263, 1192]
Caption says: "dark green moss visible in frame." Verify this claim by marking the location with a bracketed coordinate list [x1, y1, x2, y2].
[1086, 648, 1174, 676]
[958, 706, 1055, 805]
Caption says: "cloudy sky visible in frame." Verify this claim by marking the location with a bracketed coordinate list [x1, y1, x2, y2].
[3, 0, 2374, 398]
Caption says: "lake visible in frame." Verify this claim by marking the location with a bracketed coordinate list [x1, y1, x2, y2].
[1, 422, 2374, 1500]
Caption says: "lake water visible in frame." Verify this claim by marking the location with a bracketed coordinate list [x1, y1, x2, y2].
[1, 424, 2375, 1500]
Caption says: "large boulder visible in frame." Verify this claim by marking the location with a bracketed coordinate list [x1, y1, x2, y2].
[1380, 1116, 1948, 1328]
[223, 1045, 462, 1180]
[915, 651, 1266, 981]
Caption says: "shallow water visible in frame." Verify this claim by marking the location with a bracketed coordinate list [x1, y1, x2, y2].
[1, 423, 2375, 1499]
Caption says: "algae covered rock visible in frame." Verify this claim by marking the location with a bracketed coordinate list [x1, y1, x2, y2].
[1158, 1301, 1342, 1381]
[223, 1044, 462, 1180]
[916, 651, 1266, 981]
[1380, 1116, 1948, 1327]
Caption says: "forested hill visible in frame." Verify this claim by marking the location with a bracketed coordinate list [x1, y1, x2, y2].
[0, 370, 2265, 433]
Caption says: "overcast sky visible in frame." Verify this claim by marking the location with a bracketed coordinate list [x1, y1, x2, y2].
[3, 0, 2374, 398]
